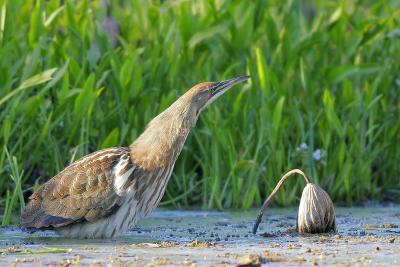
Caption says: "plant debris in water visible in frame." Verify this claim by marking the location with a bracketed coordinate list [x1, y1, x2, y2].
[253, 169, 336, 234]
[365, 224, 398, 230]
[1, 246, 70, 255]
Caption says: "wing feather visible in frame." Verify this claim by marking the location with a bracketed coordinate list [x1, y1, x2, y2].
[21, 147, 134, 229]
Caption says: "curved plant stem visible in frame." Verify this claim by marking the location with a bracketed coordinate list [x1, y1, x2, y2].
[252, 169, 312, 234]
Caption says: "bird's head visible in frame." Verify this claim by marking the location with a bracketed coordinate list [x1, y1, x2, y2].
[133, 75, 250, 160]
[183, 75, 250, 119]
[143, 75, 250, 140]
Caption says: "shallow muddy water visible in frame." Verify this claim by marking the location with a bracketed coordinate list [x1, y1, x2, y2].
[0, 206, 399, 266]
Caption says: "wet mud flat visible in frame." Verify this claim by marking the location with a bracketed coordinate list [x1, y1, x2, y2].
[0, 206, 399, 266]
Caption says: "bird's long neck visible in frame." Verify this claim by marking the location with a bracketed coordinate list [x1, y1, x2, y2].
[129, 98, 196, 170]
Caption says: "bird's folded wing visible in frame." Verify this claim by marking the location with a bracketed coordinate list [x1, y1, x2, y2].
[21, 147, 133, 228]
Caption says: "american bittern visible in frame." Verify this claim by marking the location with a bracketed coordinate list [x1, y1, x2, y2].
[21, 76, 250, 238]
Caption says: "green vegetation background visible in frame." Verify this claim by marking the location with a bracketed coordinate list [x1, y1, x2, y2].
[0, 0, 399, 224]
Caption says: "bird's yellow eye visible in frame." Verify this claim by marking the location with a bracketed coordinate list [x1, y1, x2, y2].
[209, 85, 217, 94]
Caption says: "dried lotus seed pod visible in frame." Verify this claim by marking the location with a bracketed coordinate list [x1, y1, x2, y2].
[297, 183, 336, 233]
[253, 169, 337, 235]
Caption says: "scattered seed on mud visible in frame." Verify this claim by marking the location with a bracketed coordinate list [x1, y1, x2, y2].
[14, 258, 38, 264]
[311, 260, 319, 265]
[187, 240, 213, 248]
[287, 243, 301, 249]
[183, 258, 195, 265]
[237, 253, 262, 267]
[263, 250, 306, 263]
[318, 235, 328, 242]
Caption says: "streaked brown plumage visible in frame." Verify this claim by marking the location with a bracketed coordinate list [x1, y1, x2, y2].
[21, 76, 250, 238]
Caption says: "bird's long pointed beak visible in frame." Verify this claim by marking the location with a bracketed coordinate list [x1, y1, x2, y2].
[198, 75, 251, 115]
[211, 75, 251, 97]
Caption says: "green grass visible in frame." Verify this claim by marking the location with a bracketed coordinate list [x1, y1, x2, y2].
[0, 0, 399, 223]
